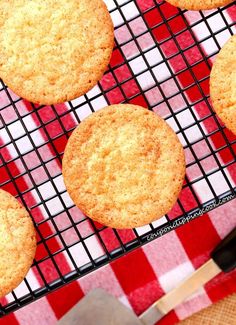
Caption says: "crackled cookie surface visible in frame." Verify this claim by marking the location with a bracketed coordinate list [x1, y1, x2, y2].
[0, 0, 114, 105]
[63, 104, 186, 229]
[210, 35, 236, 135]
[165, 0, 234, 10]
[0, 189, 36, 297]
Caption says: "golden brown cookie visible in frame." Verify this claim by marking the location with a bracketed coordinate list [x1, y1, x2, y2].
[165, 0, 234, 10]
[62, 104, 186, 229]
[0, 0, 114, 105]
[210, 35, 236, 135]
[0, 189, 36, 297]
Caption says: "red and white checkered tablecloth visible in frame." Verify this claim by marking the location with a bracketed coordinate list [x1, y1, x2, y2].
[0, 1, 236, 324]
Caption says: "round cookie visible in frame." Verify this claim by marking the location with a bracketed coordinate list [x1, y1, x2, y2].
[0, 189, 36, 297]
[165, 0, 234, 10]
[62, 104, 186, 229]
[0, 0, 114, 105]
[210, 35, 236, 135]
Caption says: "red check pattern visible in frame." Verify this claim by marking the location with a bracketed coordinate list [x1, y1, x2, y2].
[0, 1, 236, 324]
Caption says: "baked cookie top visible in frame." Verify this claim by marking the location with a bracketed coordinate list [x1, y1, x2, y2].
[0, 189, 36, 297]
[0, 0, 114, 105]
[62, 104, 186, 229]
[165, 0, 234, 10]
[210, 35, 236, 135]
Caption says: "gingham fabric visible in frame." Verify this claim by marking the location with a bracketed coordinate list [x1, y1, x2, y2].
[0, 0, 236, 324]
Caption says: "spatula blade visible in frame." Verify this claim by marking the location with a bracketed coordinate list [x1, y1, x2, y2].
[58, 288, 142, 325]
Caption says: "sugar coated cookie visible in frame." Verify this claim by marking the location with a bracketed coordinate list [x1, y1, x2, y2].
[165, 0, 234, 10]
[0, 189, 36, 297]
[0, 0, 114, 105]
[210, 35, 236, 135]
[62, 104, 186, 229]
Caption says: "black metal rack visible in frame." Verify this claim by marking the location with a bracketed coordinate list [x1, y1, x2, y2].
[0, 0, 235, 316]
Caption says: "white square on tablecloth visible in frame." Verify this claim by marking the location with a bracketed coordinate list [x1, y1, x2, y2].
[16, 136, 33, 154]
[166, 116, 179, 133]
[87, 85, 101, 99]
[84, 236, 105, 260]
[129, 56, 147, 74]
[215, 29, 232, 48]
[53, 174, 66, 193]
[75, 103, 93, 121]
[61, 191, 74, 209]
[159, 261, 194, 293]
[137, 71, 155, 90]
[8, 120, 26, 140]
[70, 96, 86, 107]
[90, 96, 108, 111]
[111, 10, 124, 27]
[0, 127, 10, 144]
[184, 124, 203, 144]
[104, 0, 116, 11]
[177, 109, 195, 129]
[23, 114, 39, 132]
[136, 224, 152, 236]
[38, 181, 57, 201]
[151, 216, 168, 228]
[208, 171, 230, 195]
[46, 196, 64, 216]
[152, 63, 171, 82]
[31, 130, 46, 147]
[207, 13, 225, 33]
[192, 22, 210, 41]
[201, 38, 219, 58]
[116, 0, 128, 5]
[122, 2, 139, 21]
[193, 178, 214, 202]
[145, 47, 163, 67]
[69, 242, 91, 268]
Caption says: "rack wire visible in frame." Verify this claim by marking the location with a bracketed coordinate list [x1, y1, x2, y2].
[0, 0, 235, 316]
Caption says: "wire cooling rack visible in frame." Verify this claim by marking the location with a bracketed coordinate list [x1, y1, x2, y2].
[0, 0, 236, 316]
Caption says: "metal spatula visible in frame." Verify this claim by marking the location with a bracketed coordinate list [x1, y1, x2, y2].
[58, 227, 236, 325]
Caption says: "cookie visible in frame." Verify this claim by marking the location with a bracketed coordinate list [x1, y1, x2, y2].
[62, 104, 186, 229]
[0, 189, 36, 297]
[165, 0, 234, 10]
[0, 0, 114, 105]
[210, 35, 236, 135]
